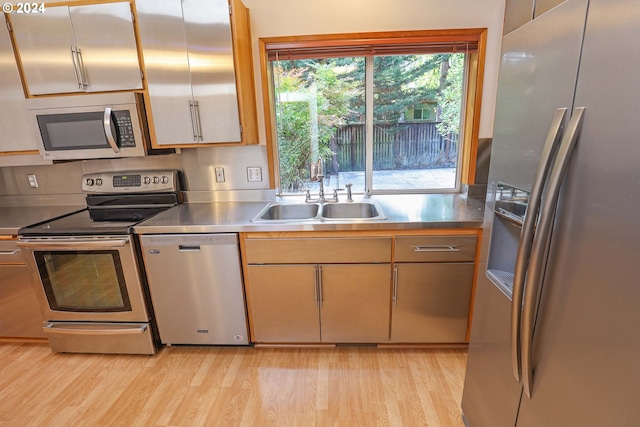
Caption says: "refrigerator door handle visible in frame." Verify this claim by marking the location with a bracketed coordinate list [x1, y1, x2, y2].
[511, 108, 567, 383]
[521, 107, 586, 398]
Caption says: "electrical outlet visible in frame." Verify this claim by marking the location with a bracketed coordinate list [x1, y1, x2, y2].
[215, 167, 225, 183]
[27, 174, 38, 188]
[247, 167, 262, 182]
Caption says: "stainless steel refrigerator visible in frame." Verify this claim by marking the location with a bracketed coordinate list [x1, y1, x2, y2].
[461, 0, 640, 425]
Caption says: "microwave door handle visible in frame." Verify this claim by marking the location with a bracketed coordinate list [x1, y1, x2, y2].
[103, 107, 120, 153]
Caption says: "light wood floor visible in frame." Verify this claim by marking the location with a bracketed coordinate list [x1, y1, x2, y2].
[0, 342, 467, 427]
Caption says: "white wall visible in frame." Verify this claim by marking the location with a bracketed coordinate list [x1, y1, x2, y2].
[243, 0, 506, 141]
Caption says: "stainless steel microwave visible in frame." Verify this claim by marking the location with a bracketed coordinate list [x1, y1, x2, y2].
[26, 93, 148, 161]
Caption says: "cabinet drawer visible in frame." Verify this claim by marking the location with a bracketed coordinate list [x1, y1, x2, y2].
[245, 237, 392, 264]
[395, 235, 477, 262]
[0, 241, 26, 264]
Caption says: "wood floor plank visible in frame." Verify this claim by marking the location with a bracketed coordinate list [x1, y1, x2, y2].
[0, 342, 467, 427]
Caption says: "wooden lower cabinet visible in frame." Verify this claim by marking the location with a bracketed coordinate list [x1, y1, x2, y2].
[320, 264, 390, 343]
[390, 263, 475, 343]
[243, 232, 479, 345]
[246, 265, 320, 342]
[246, 263, 391, 343]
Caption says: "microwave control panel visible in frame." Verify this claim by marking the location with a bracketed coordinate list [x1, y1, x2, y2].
[113, 111, 136, 148]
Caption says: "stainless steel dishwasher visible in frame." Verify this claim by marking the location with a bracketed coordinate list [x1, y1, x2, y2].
[140, 234, 248, 345]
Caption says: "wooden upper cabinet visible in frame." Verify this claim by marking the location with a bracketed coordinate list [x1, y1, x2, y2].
[0, 15, 38, 154]
[503, 0, 567, 35]
[9, 1, 142, 95]
[136, 0, 258, 147]
[503, 0, 534, 35]
[534, 0, 567, 18]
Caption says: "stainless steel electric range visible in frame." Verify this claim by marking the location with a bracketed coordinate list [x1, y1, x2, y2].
[18, 170, 181, 355]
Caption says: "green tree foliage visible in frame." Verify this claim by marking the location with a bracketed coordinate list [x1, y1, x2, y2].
[436, 53, 465, 140]
[273, 53, 464, 190]
[274, 60, 363, 191]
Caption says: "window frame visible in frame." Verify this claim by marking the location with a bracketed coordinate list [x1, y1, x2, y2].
[259, 29, 487, 194]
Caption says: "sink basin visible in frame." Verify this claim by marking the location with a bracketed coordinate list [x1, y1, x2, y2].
[321, 202, 385, 219]
[254, 203, 320, 221]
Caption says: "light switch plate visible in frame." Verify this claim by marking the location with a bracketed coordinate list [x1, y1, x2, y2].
[215, 167, 225, 183]
[27, 174, 38, 188]
[247, 167, 262, 182]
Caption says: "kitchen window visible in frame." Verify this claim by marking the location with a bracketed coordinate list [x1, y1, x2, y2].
[260, 29, 487, 195]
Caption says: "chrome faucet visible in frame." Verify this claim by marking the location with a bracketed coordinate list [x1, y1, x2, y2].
[345, 183, 353, 202]
[317, 174, 325, 201]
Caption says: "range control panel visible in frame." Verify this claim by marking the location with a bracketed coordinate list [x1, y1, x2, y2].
[82, 170, 179, 193]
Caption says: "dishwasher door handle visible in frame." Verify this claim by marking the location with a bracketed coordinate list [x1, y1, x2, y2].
[179, 245, 201, 252]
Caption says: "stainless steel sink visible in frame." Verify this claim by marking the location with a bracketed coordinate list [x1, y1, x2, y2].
[252, 200, 386, 222]
[254, 203, 320, 221]
[321, 202, 386, 220]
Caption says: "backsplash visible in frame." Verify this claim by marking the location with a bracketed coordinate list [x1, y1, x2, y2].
[0, 145, 270, 197]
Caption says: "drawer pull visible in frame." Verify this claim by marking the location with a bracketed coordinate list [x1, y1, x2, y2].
[412, 245, 461, 252]
[0, 250, 20, 255]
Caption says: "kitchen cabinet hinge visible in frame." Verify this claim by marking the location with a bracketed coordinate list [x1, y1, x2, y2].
[5, 18, 11, 33]
[140, 69, 144, 80]
[239, 124, 243, 134]
[229, 3, 232, 15]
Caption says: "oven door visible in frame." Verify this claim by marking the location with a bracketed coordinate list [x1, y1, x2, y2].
[18, 236, 150, 323]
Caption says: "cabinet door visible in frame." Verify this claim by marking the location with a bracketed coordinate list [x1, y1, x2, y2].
[11, 2, 141, 95]
[320, 264, 391, 343]
[0, 18, 38, 153]
[0, 265, 45, 338]
[136, 0, 197, 145]
[137, 0, 243, 146]
[391, 263, 474, 343]
[503, 0, 534, 35]
[184, 0, 242, 143]
[246, 265, 320, 342]
[11, 6, 80, 95]
[69, 2, 142, 92]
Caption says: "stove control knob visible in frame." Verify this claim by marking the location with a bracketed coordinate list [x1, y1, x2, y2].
[161, 176, 169, 184]
[85, 178, 94, 186]
[153, 176, 160, 184]
[143, 176, 151, 185]
[95, 178, 103, 186]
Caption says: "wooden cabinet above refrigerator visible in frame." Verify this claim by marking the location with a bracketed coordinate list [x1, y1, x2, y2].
[136, 0, 259, 147]
[8, 1, 143, 95]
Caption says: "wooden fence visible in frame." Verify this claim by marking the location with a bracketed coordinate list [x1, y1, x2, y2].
[328, 122, 458, 173]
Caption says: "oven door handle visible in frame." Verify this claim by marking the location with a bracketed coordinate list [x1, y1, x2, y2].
[17, 239, 128, 249]
[43, 323, 147, 336]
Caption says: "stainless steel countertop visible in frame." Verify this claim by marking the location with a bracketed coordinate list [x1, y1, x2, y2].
[0, 205, 86, 236]
[133, 194, 484, 234]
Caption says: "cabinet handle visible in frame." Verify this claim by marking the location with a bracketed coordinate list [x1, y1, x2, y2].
[189, 100, 203, 141]
[193, 100, 203, 141]
[189, 100, 198, 141]
[75, 47, 88, 89]
[70, 46, 83, 89]
[393, 267, 398, 306]
[314, 265, 320, 308]
[412, 245, 460, 252]
[317, 265, 323, 308]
